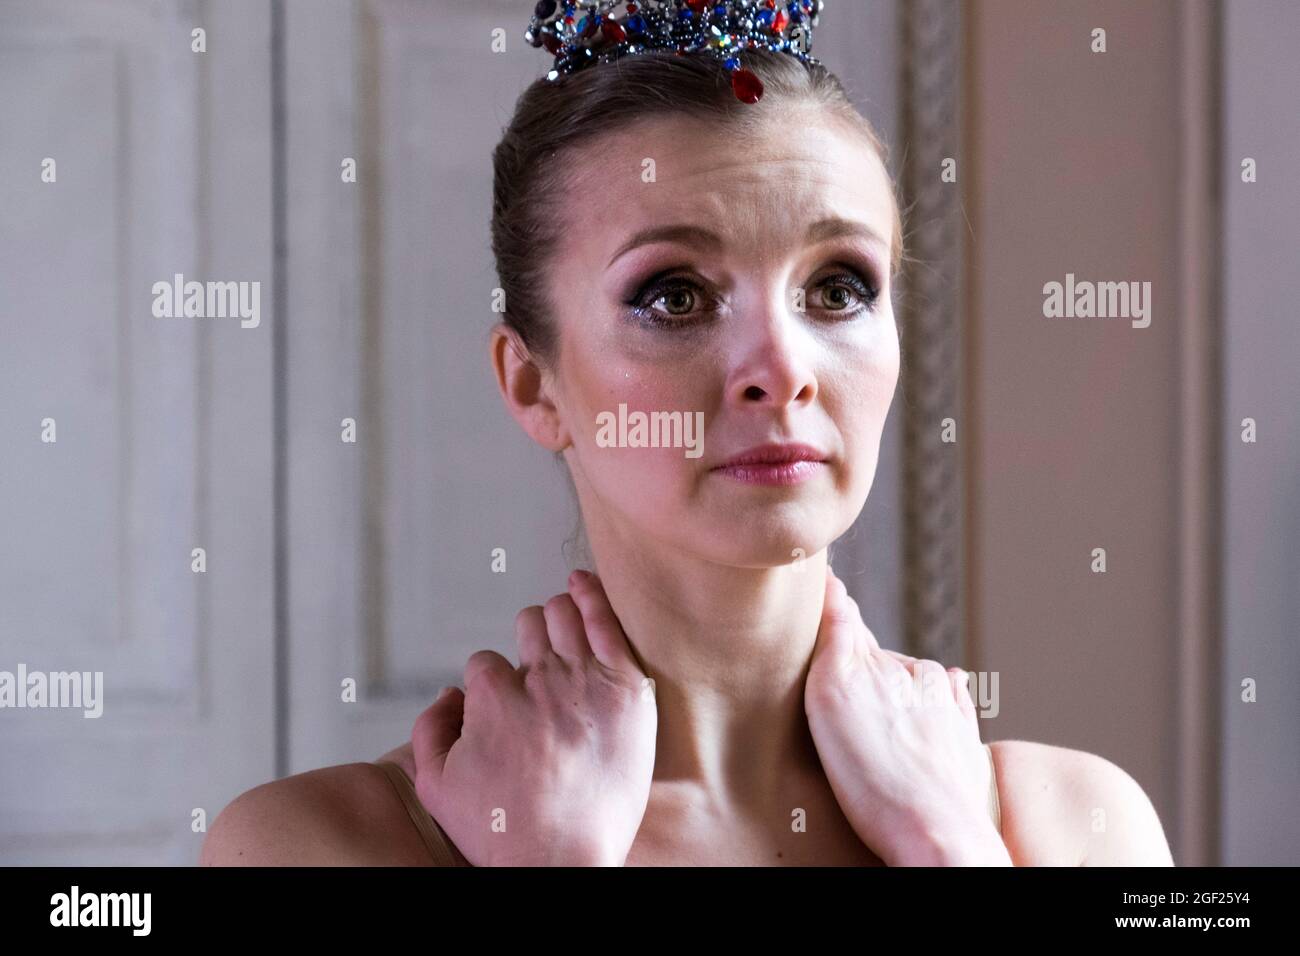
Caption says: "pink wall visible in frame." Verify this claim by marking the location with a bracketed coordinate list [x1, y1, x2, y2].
[963, 0, 1189, 854]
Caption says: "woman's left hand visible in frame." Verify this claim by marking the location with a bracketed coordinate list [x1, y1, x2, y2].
[804, 565, 1012, 866]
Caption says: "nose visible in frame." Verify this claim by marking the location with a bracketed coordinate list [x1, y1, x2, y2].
[726, 291, 819, 408]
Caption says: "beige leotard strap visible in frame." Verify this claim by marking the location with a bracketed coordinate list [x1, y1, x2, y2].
[375, 760, 469, 866]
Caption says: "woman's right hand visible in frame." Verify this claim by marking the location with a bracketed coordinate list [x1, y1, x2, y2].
[409, 569, 658, 866]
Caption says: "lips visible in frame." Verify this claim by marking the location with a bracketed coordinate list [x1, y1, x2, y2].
[712, 442, 829, 469]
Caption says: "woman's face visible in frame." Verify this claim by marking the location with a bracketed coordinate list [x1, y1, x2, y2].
[541, 109, 900, 568]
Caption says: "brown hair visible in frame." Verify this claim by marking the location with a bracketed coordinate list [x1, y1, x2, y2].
[490, 48, 904, 368]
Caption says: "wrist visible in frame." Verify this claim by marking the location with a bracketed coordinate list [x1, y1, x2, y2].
[885, 812, 1013, 867]
[490, 840, 627, 867]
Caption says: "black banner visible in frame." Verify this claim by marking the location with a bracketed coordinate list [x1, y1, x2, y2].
[0, 865, 1285, 941]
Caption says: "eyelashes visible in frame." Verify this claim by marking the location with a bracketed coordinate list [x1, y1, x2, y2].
[624, 265, 881, 330]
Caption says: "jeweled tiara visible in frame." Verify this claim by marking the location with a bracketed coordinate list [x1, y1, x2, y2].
[524, 0, 827, 104]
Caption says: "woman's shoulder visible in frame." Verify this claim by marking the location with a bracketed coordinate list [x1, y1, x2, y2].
[988, 739, 1174, 866]
[199, 746, 430, 866]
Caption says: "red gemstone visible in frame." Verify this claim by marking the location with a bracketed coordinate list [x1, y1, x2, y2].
[542, 32, 563, 54]
[773, 9, 789, 32]
[601, 19, 627, 43]
[731, 68, 764, 104]
[686, 0, 708, 14]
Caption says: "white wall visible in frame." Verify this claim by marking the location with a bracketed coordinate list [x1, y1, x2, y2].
[0, 0, 274, 865]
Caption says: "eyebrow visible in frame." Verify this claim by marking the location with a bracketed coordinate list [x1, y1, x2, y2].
[605, 216, 889, 269]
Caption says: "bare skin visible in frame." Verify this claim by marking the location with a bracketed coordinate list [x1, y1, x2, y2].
[199, 569, 1171, 866]
[200, 108, 1174, 867]
[199, 734, 1173, 866]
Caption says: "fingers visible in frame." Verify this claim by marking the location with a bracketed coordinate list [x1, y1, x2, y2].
[566, 570, 644, 677]
[948, 666, 977, 721]
[820, 567, 976, 721]
[859, 620, 883, 654]
[824, 565, 882, 660]
[464, 648, 514, 692]
[511, 571, 640, 677]
[542, 591, 588, 660]
[827, 565, 946, 693]
[410, 686, 465, 784]
[908, 659, 947, 708]
[514, 605, 551, 667]
[880, 656, 976, 714]
[813, 565, 859, 670]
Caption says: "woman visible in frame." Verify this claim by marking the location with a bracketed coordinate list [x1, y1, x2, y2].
[202, 7, 1174, 867]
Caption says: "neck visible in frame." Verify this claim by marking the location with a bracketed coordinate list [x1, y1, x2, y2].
[583, 526, 832, 811]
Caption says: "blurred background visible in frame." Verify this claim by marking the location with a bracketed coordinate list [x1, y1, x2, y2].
[0, 0, 1295, 866]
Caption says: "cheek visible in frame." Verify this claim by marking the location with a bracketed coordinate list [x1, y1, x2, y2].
[829, 320, 899, 473]
[869, 329, 901, 408]
[869, 307, 901, 398]
[557, 304, 720, 496]
[580, 361, 696, 435]
[570, 358, 709, 491]
[834, 314, 899, 409]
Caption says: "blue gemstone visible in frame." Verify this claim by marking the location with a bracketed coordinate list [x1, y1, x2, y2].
[757, 9, 774, 27]
[628, 14, 647, 34]
[725, 56, 739, 70]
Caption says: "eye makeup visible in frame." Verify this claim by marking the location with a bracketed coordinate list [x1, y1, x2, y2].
[621, 259, 881, 331]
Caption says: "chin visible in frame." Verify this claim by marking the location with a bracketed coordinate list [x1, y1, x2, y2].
[685, 511, 846, 569]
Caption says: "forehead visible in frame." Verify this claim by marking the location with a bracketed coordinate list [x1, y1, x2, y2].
[565, 111, 894, 259]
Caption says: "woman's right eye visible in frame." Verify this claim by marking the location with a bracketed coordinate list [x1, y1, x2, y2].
[627, 275, 713, 329]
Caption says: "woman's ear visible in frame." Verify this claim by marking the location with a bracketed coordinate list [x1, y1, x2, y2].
[489, 322, 570, 453]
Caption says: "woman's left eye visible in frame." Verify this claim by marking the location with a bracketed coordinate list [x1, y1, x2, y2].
[812, 271, 880, 314]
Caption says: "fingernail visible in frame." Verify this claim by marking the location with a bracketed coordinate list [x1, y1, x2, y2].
[436, 686, 452, 700]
